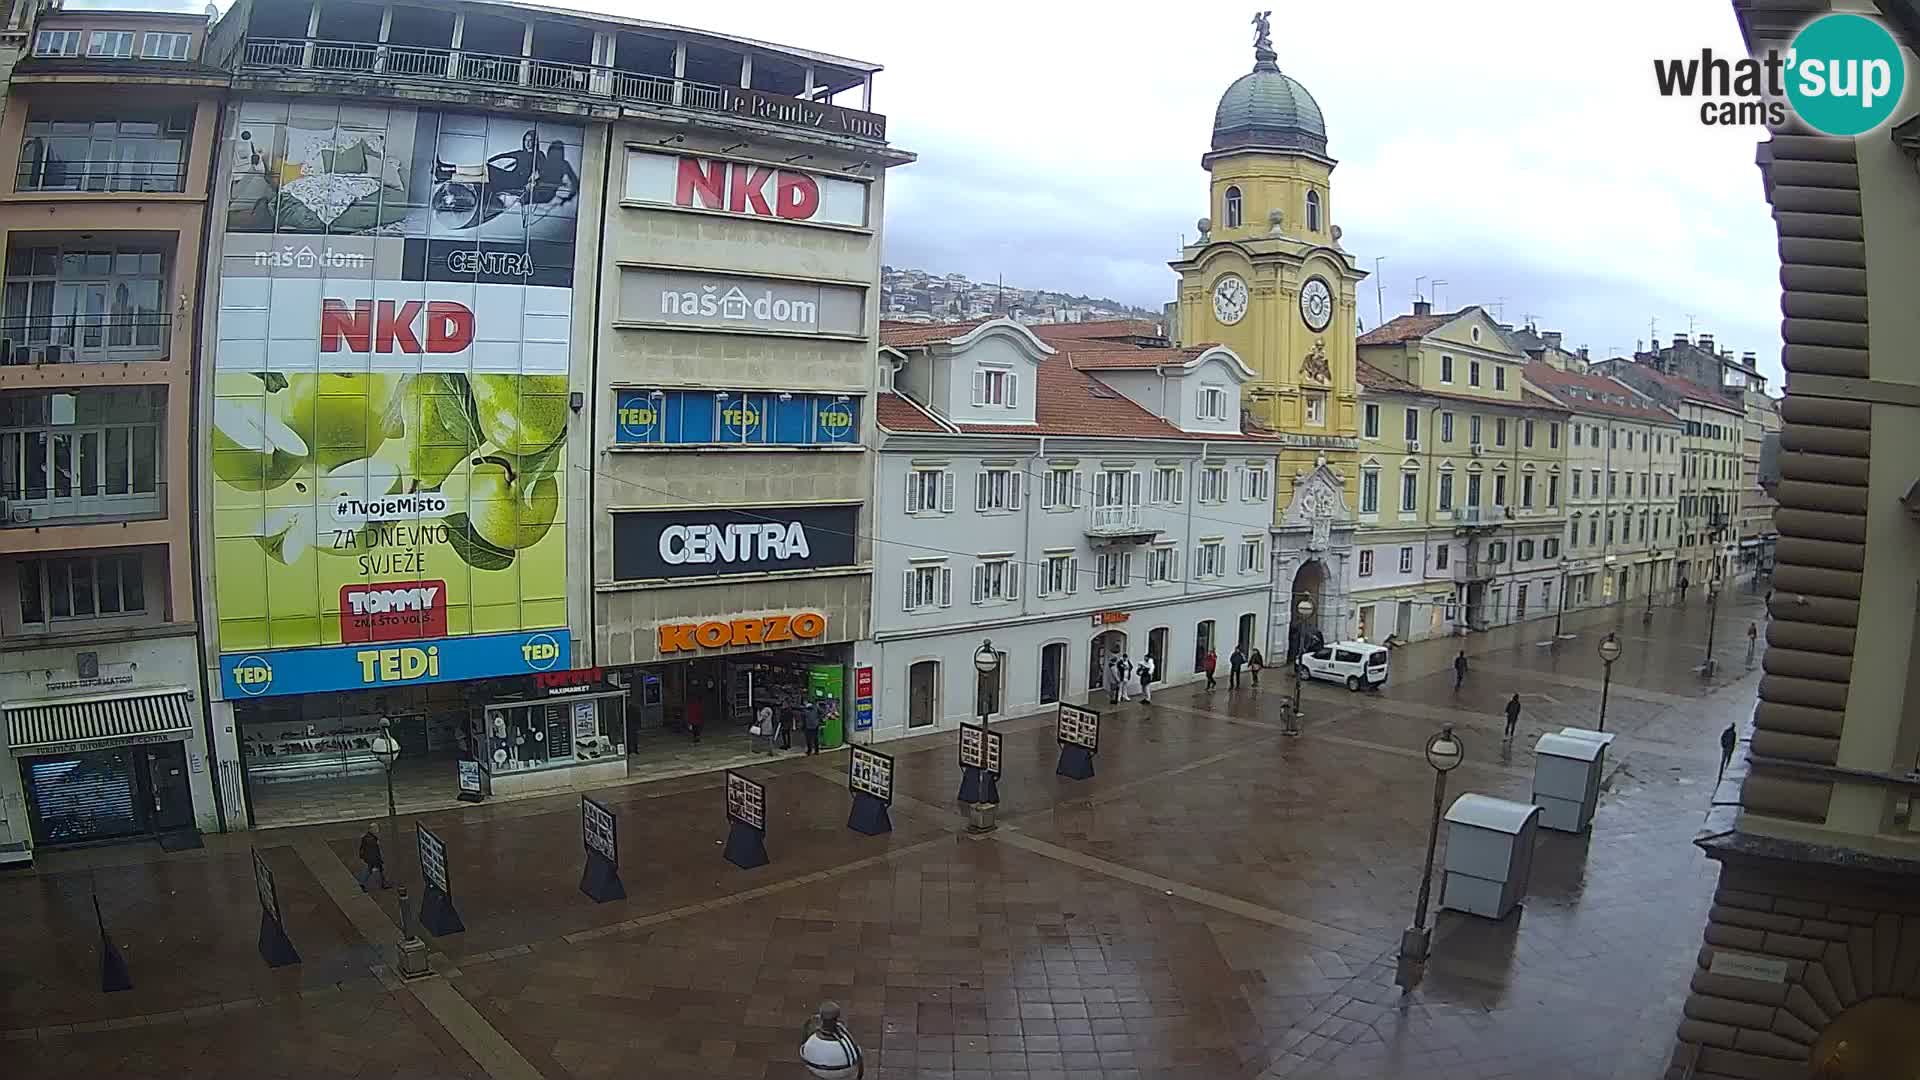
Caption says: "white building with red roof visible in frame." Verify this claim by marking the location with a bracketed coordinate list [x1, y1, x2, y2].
[864, 319, 1280, 735]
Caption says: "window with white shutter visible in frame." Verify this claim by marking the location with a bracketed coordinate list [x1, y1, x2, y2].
[971, 368, 986, 406]
[941, 471, 955, 512]
[1005, 371, 1018, 408]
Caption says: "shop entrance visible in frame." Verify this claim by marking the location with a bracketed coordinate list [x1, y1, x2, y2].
[639, 645, 850, 763]
[1146, 628, 1168, 684]
[21, 741, 191, 846]
[908, 660, 939, 728]
[1039, 643, 1066, 705]
[1088, 629, 1127, 692]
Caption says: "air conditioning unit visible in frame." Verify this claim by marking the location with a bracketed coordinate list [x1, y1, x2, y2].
[1470, 442, 1484, 456]
[1406, 439, 1422, 452]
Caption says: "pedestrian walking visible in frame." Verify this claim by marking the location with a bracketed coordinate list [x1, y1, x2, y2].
[1746, 622, 1758, 667]
[686, 697, 705, 742]
[1138, 653, 1155, 704]
[1249, 648, 1264, 688]
[1116, 654, 1134, 703]
[803, 697, 823, 755]
[1453, 651, 1469, 691]
[1720, 723, 1737, 776]
[1678, 575, 1691, 606]
[1229, 646, 1247, 690]
[356, 824, 389, 891]
[755, 703, 775, 754]
[1104, 653, 1122, 705]
[1503, 693, 1522, 741]
[1203, 650, 1218, 691]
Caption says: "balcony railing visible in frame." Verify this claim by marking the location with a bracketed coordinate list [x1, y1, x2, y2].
[239, 37, 889, 142]
[16, 160, 186, 194]
[1086, 504, 1161, 541]
[0, 481, 168, 527]
[0, 314, 172, 365]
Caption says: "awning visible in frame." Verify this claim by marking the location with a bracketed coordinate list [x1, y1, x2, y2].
[6, 687, 196, 753]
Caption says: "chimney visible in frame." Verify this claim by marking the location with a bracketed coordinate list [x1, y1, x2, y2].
[1578, 346, 1590, 361]
[1543, 331, 1563, 350]
[1673, 333, 1689, 347]
[1412, 299, 1432, 317]
[1698, 333, 1714, 352]
[1741, 350, 1756, 366]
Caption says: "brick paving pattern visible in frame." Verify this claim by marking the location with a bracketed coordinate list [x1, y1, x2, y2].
[0, 596, 1766, 1079]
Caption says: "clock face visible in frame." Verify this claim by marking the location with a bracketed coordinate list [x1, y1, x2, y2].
[1212, 275, 1249, 326]
[1300, 276, 1334, 332]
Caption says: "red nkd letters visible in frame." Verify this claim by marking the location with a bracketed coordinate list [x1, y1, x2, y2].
[674, 157, 821, 221]
[321, 299, 475, 354]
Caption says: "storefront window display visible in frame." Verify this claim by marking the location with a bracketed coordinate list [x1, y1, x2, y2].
[481, 691, 625, 775]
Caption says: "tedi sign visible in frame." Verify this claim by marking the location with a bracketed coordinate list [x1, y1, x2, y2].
[611, 504, 859, 581]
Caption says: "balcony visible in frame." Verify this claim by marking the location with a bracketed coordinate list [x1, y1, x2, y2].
[1456, 504, 1507, 528]
[0, 314, 172, 365]
[0, 480, 167, 527]
[238, 34, 888, 143]
[1453, 555, 1495, 584]
[1086, 504, 1161, 543]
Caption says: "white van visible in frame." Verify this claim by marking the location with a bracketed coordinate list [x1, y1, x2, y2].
[1296, 641, 1390, 690]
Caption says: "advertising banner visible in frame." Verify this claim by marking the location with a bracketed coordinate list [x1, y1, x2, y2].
[613, 389, 858, 447]
[617, 268, 866, 336]
[211, 101, 581, 694]
[623, 150, 869, 228]
[1057, 703, 1100, 751]
[854, 665, 873, 732]
[611, 504, 858, 581]
[219, 629, 567, 698]
[581, 795, 617, 864]
[417, 823, 450, 894]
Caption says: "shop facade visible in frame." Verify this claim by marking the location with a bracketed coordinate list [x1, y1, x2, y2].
[196, 95, 606, 825]
[0, 634, 215, 859]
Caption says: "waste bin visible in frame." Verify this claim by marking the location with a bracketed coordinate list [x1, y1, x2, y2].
[1532, 732, 1606, 833]
[1440, 794, 1542, 919]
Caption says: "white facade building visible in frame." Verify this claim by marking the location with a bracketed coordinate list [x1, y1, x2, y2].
[863, 319, 1279, 738]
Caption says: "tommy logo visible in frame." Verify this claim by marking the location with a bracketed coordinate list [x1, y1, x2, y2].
[320, 299, 475, 354]
[339, 580, 449, 643]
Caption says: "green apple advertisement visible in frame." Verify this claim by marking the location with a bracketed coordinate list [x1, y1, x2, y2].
[212, 101, 580, 668]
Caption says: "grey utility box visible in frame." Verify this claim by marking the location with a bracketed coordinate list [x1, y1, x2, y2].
[1440, 794, 1542, 920]
[1533, 732, 1606, 833]
[1558, 726, 1617, 812]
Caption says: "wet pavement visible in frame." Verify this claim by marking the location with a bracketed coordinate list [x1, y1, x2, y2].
[0, 594, 1766, 1079]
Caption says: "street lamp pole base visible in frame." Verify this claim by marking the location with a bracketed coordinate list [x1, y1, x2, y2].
[396, 937, 432, 980]
[1394, 925, 1431, 991]
[967, 802, 998, 834]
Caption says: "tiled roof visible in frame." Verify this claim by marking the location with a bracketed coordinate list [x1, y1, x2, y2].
[1356, 361, 1418, 393]
[1029, 319, 1165, 343]
[1355, 310, 1462, 346]
[1599, 360, 1743, 413]
[1522, 361, 1679, 424]
[1064, 344, 1214, 371]
[880, 358, 1279, 443]
[874, 391, 950, 433]
[878, 319, 990, 347]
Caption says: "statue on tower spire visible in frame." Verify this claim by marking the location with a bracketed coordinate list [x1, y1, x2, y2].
[1251, 10, 1278, 69]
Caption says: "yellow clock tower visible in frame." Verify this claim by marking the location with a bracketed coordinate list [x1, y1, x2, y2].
[1171, 12, 1366, 649]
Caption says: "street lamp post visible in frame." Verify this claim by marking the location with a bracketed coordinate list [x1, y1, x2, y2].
[1702, 578, 1722, 679]
[1596, 632, 1622, 733]
[801, 1001, 863, 1079]
[369, 719, 429, 978]
[1287, 597, 1314, 735]
[1643, 551, 1658, 626]
[973, 639, 999, 729]
[1396, 724, 1464, 992]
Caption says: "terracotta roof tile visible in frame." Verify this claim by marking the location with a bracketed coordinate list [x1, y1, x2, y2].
[1598, 361, 1743, 412]
[1522, 361, 1679, 424]
[874, 391, 949, 433]
[1356, 361, 1568, 414]
[1355, 310, 1462, 346]
[879, 319, 990, 347]
[1064, 344, 1214, 371]
[1029, 318, 1165, 343]
[1356, 361, 1419, 393]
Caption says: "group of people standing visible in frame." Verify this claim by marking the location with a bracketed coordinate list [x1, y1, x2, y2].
[752, 698, 829, 755]
[1102, 650, 1158, 705]
[1200, 646, 1264, 691]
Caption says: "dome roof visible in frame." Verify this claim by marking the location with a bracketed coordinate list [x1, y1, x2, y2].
[1212, 51, 1327, 156]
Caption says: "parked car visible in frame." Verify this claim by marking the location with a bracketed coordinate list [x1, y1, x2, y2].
[1295, 641, 1390, 690]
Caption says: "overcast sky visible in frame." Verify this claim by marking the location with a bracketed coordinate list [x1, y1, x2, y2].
[170, 0, 1785, 381]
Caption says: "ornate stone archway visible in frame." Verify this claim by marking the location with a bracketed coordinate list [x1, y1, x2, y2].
[1273, 458, 1353, 657]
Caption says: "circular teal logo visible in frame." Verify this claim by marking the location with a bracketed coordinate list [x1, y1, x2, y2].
[1786, 13, 1906, 136]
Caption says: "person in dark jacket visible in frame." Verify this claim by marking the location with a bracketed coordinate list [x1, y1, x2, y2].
[1720, 723, 1738, 776]
[803, 698, 824, 755]
[1249, 648, 1265, 687]
[1229, 647, 1247, 689]
[686, 697, 705, 742]
[357, 824, 389, 891]
[1453, 651, 1469, 691]
[1503, 693, 1522, 741]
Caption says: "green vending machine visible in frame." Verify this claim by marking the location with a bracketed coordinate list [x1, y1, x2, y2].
[808, 663, 846, 749]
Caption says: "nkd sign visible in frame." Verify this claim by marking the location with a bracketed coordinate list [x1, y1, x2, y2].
[624, 151, 869, 229]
